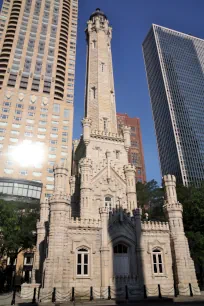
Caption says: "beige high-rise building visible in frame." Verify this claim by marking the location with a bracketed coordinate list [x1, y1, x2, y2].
[0, 0, 11, 42]
[0, 0, 78, 199]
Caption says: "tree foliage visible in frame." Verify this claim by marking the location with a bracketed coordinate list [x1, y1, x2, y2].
[0, 200, 39, 260]
[136, 179, 165, 221]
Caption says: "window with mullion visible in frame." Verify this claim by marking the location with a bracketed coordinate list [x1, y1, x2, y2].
[77, 249, 89, 276]
[152, 249, 164, 275]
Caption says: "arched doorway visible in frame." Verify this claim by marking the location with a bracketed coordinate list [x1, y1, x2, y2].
[113, 243, 129, 276]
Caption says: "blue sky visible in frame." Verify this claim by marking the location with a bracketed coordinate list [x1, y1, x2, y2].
[74, 0, 204, 184]
[1, 0, 203, 184]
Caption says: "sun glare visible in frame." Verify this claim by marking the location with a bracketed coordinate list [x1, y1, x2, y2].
[10, 141, 45, 167]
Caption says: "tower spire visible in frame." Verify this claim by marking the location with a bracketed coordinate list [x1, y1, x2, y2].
[84, 8, 117, 133]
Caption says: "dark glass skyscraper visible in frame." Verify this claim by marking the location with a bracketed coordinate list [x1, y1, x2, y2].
[143, 24, 204, 186]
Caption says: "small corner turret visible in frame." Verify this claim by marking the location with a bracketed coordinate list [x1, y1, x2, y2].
[163, 174, 183, 217]
[123, 126, 131, 152]
[53, 159, 69, 194]
[163, 174, 200, 295]
[82, 117, 92, 146]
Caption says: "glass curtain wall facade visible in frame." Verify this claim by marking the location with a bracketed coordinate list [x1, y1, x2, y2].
[143, 24, 204, 186]
[0, 0, 78, 197]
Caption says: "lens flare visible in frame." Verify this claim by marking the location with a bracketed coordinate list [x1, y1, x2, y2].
[10, 141, 45, 167]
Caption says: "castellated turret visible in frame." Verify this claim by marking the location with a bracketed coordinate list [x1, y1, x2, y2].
[163, 174, 200, 295]
[123, 126, 131, 152]
[82, 117, 92, 146]
[53, 159, 69, 194]
[79, 158, 92, 218]
[163, 174, 183, 233]
[163, 174, 178, 204]
[42, 161, 71, 292]
[124, 164, 137, 213]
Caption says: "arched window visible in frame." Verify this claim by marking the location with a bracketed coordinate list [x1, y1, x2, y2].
[105, 196, 112, 210]
[152, 249, 164, 274]
[113, 243, 129, 276]
[77, 248, 89, 276]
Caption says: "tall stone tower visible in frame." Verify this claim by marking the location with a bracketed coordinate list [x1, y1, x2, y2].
[73, 8, 136, 220]
[85, 8, 117, 133]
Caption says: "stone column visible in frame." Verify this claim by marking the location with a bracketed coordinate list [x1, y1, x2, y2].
[79, 158, 92, 218]
[163, 174, 200, 295]
[100, 207, 110, 291]
[124, 164, 137, 214]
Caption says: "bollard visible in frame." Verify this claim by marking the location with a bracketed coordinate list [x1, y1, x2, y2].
[125, 285, 128, 300]
[108, 286, 111, 300]
[38, 285, 41, 301]
[52, 287, 56, 303]
[144, 284, 147, 299]
[174, 282, 178, 297]
[158, 284, 162, 298]
[71, 287, 75, 302]
[90, 286, 93, 301]
[32, 287, 36, 304]
[11, 287, 16, 305]
[189, 283, 193, 297]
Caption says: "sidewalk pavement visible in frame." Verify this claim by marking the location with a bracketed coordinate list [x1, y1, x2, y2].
[0, 294, 204, 306]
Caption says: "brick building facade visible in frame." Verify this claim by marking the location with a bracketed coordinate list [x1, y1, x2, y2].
[117, 113, 146, 183]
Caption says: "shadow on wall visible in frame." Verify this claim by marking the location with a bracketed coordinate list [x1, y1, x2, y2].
[108, 207, 145, 301]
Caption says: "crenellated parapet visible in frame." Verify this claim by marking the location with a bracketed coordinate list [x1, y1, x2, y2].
[163, 201, 183, 213]
[124, 164, 136, 173]
[67, 217, 101, 228]
[49, 192, 70, 205]
[87, 8, 111, 37]
[90, 130, 124, 142]
[141, 221, 169, 232]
